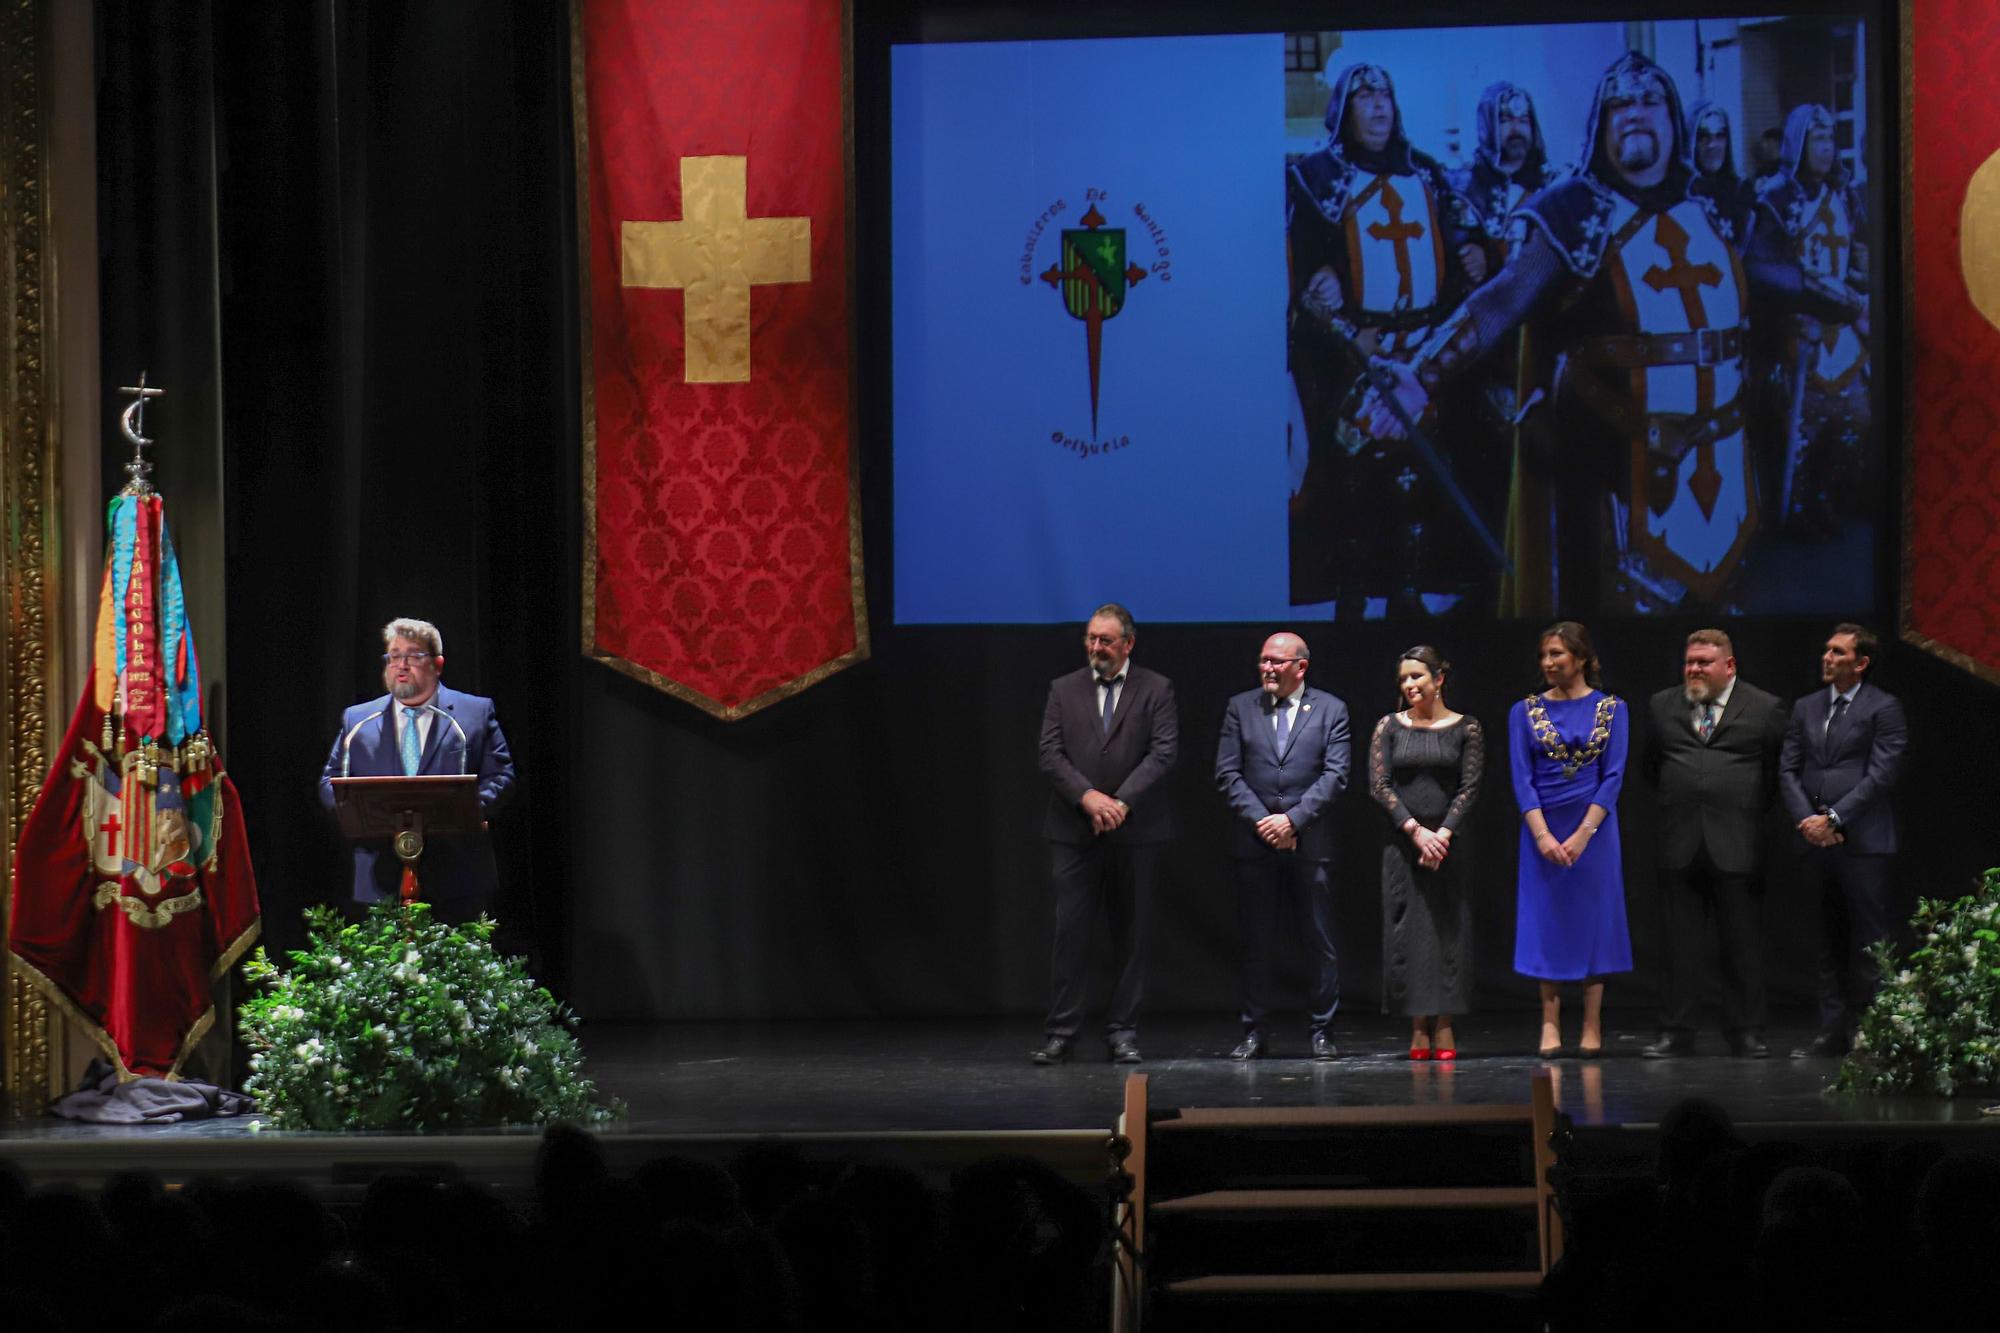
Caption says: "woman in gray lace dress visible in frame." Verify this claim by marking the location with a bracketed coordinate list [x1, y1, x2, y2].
[1368, 646, 1484, 1060]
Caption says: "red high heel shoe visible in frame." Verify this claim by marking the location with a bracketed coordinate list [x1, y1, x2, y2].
[1408, 1047, 1434, 1061]
[1433, 1048, 1457, 1061]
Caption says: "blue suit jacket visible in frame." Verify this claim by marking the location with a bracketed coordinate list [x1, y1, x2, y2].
[1777, 681, 1906, 855]
[318, 684, 516, 907]
[1214, 685, 1351, 861]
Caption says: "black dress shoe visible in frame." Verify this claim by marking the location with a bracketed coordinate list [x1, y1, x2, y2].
[1641, 1034, 1695, 1059]
[1310, 1033, 1338, 1061]
[1109, 1038, 1143, 1064]
[1731, 1033, 1770, 1059]
[1803, 1031, 1850, 1058]
[1229, 1033, 1265, 1061]
[1030, 1037, 1072, 1066]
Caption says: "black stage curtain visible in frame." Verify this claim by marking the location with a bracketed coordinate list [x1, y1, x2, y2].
[92, 0, 1998, 1028]
[99, 0, 581, 979]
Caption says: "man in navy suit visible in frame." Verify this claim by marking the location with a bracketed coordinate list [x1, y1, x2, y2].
[1033, 604, 1179, 1065]
[1778, 623, 1907, 1056]
[1215, 632, 1352, 1060]
[318, 617, 516, 923]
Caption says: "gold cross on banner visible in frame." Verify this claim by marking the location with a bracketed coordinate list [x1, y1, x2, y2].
[621, 155, 811, 383]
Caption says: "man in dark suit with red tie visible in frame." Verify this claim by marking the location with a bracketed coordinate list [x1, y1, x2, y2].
[1214, 632, 1351, 1060]
[1641, 629, 1788, 1059]
[1033, 604, 1179, 1065]
[1778, 623, 1908, 1056]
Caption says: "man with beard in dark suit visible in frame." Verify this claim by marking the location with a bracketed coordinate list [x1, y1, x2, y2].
[1641, 628, 1787, 1058]
[1032, 603, 1179, 1065]
[1779, 623, 1907, 1057]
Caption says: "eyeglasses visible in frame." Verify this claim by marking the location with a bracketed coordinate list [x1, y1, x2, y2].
[382, 651, 434, 665]
[1258, 656, 1305, 667]
[1084, 634, 1128, 648]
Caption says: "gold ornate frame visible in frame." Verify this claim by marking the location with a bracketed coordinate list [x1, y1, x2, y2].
[0, 0, 59, 1114]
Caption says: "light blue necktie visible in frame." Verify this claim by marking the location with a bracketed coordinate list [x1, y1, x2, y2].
[1274, 698, 1291, 750]
[1101, 678, 1118, 736]
[400, 706, 423, 775]
[1697, 703, 1717, 742]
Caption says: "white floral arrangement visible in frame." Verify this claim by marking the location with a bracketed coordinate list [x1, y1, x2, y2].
[240, 903, 616, 1130]
[1834, 867, 2000, 1097]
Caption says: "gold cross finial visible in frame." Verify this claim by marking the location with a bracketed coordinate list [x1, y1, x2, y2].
[621, 155, 812, 384]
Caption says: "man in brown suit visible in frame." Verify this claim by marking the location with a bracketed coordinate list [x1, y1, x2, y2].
[1034, 603, 1179, 1064]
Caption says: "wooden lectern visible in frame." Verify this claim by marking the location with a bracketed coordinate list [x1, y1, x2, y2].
[329, 774, 483, 903]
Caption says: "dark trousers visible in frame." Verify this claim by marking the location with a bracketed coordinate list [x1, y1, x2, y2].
[1656, 852, 1766, 1036]
[1235, 852, 1339, 1038]
[1044, 839, 1157, 1043]
[1808, 847, 1895, 1038]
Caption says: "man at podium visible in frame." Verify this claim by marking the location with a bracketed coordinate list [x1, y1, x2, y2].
[318, 617, 516, 922]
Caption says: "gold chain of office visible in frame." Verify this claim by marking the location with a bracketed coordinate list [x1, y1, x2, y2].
[1523, 693, 1619, 780]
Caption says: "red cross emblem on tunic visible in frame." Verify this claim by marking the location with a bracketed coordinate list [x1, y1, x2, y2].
[1366, 179, 1426, 305]
[1641, 211, 1728, 518]
[1806, 194, 1850, 276]
[1641, 212, 1723, 327]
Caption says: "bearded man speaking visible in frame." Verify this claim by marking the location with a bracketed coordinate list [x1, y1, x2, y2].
[318, 617, 516, 922]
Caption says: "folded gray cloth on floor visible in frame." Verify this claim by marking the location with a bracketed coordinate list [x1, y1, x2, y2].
[51, 1058, 255, 1124]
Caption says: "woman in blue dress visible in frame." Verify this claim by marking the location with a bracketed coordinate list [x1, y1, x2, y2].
[1509, 621, 1631, 1058]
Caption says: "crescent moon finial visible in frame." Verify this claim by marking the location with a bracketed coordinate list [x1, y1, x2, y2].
[115, 372, 166, 496]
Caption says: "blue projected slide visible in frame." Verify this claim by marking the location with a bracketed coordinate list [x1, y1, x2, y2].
[892, 35, 1291, 623]
[892, 18, 1878, 624]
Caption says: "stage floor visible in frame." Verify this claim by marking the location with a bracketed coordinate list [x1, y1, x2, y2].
[569, 1012, 2000, 1134]
[8, 1010, 2000, 1145]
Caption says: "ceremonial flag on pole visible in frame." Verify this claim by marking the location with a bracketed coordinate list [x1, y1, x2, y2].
[575, 0, 867, 721]
[8, 485, 260, 1080]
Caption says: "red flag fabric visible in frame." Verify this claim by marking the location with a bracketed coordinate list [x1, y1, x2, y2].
[9, 491, 259, 1080]
[577, 0, 866, 720]
[1908, 3, 2000, 679]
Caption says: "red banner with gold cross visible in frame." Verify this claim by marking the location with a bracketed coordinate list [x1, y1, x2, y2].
[1906, 3, 2000, 683]
[574, 0, 867, 720]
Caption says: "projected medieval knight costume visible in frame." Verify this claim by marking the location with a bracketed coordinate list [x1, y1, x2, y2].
[1360, 51, 1863, 615]
[1686, 99, 1753, 241]
[1286, 62, 1479, 615]
[1447, 80, 1559, 554]
[1450, 81, 1558, 277]
[1754, 103, 1871, 537]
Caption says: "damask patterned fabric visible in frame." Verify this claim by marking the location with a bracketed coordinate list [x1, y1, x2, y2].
[579, 0, 863, 717]
[1909, 3, 2000, 677]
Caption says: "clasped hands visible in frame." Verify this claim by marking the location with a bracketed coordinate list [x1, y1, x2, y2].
[1080, 790, 1128, 835]
[1535, 827, 1593, 867]
[1798, 813, 1845, 848]
[1407, 822, 1451, 870]
[1255, 813, 1298, 851]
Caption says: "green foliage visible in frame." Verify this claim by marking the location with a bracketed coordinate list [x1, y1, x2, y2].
[241, 903, 617, 1131]
[1834, 867, 2000, 1097]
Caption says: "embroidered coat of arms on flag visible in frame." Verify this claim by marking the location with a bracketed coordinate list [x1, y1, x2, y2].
[9, 463, 260, 1080]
